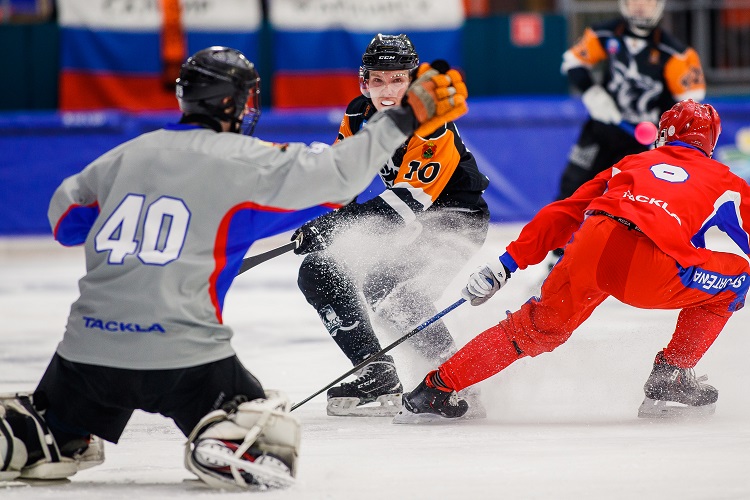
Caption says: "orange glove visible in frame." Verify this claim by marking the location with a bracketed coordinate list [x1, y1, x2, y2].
[405, 60, 468, 137]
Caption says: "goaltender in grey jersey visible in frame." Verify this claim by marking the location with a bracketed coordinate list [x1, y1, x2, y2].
[49, 111, 407, 370]
[1, 46, 471, 489]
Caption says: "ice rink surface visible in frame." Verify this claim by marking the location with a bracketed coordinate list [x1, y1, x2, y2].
[1, 224, 749, 499]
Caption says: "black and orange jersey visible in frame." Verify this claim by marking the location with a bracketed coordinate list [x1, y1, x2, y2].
[562, 18, 705, 124]
[335, 95, 489, 224]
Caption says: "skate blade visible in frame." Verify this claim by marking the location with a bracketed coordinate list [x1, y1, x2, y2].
[391, 408, 466, 425]
[326, 394, 402, 417]
[637, 398, 716, 419]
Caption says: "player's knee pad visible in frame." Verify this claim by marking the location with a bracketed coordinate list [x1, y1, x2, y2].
[0, 393, 103, 480]
[185, 390, 300, 491]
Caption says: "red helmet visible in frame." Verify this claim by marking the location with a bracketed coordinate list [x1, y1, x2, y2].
[657, 99, 721, 157]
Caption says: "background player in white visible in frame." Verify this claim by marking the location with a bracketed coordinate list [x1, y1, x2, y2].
[0, 46, 469, 487]
[546, 0, 706, 267]
[396, 100, 750, 422]
[292, 34, 490, 417]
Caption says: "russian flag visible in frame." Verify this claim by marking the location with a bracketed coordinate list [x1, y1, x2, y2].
[58, 0, 262, 111]
[268, 0, 465, 108]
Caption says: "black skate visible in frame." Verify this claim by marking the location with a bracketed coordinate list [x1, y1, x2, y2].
[326, 355, 403, 417]
[392, 376, 468, 424]
[638, 351, 718, 418]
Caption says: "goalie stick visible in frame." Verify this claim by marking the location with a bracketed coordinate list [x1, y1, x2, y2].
[290, 297, 467, 411]
[237, 234, 302, 275]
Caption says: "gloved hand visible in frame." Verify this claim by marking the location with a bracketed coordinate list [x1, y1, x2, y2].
[291, 204, 357, 255]
[292, 220, 333, 255]
[581, 85, 622, 125]
[405, 60, 468, 137]
[461, 260, 511, 306]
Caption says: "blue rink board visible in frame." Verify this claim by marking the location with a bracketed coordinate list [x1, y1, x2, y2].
[1, 97, 749, 236]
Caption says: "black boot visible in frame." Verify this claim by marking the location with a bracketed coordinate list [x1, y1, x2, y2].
[326, 355, 403, 416]
[393, 372, 468, 423]
[638, 351, 718, 418]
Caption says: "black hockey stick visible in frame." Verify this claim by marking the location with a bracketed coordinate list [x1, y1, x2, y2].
[237, 234, 301, 275]
[290, 297, 467, 411]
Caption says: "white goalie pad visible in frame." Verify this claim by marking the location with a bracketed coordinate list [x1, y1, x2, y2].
[637, 398, 717, 419]
[185, 390, 301, 491]
[0, 405, 27, 481]
[0, 393, 103, 480]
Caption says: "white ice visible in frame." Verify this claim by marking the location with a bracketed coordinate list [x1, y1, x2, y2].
[1, 224, 749, 499]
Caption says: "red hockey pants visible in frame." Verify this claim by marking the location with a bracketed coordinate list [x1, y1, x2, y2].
[440, 215, 750, 392]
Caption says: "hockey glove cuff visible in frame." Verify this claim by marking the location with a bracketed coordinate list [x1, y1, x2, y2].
[404, 60, 468, 137]
[461, 259, 511, 306]
[292, 220, 333, 255]
[581, 85, 622, 125]
[292, 210, 336, 254]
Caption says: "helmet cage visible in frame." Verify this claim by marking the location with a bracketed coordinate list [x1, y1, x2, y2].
[619, 0, 666, 32]
[240, 83, 261, 136]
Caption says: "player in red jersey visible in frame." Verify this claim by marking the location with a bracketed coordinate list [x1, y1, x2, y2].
[396, 100, 750, 422]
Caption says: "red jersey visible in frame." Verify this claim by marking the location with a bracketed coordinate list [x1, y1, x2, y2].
[504, 143, 750, 270]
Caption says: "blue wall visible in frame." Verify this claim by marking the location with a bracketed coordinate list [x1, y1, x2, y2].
[2, 96, 750, 236]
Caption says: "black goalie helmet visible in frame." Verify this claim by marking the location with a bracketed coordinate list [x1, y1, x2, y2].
[359, 34, 419, 98]
[175, 46, 261, 135]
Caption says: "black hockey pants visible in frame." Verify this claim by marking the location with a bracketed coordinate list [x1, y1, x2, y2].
[297, 208, 489, 366]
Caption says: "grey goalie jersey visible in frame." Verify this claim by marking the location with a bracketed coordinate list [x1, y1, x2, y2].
[48, 112, 407, 370]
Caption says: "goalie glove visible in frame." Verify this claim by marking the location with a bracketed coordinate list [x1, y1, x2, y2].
[581, 85, 622, 125]
[405, 60, 469, 137]
[461, 259, 511, 306]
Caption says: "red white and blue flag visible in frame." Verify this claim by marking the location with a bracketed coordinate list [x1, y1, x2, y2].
[58, 0, 262, 111]
[268, 0, 465, 108]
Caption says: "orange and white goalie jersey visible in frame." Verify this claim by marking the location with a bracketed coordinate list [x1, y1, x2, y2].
[336, 96, 489, 223]
[562, 18, 705, 125]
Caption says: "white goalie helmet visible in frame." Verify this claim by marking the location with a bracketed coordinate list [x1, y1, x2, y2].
[619, 0, 666, 33]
